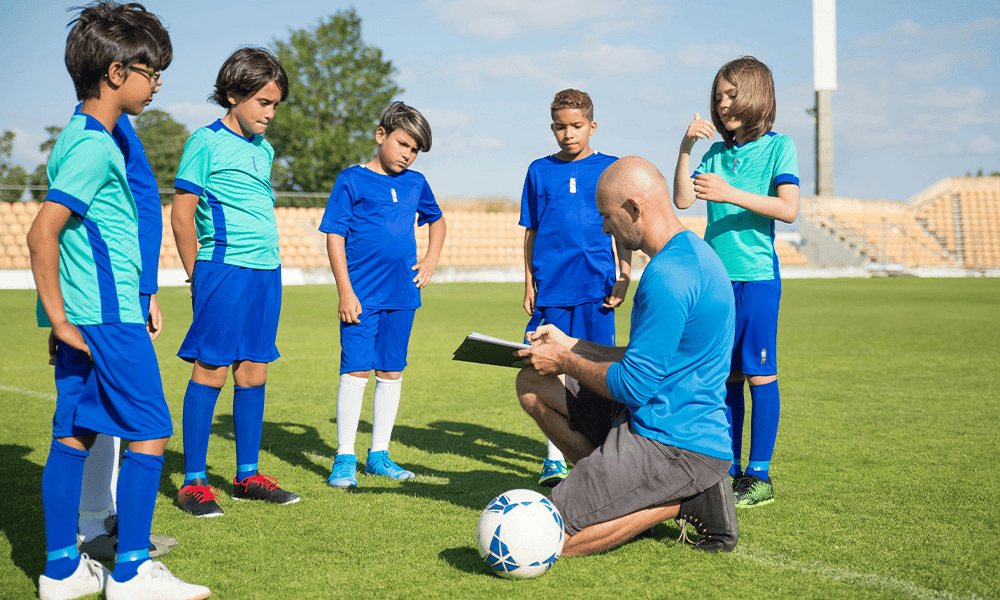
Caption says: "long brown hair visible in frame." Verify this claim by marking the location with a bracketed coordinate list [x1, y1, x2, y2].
[711, 56, 776, 148]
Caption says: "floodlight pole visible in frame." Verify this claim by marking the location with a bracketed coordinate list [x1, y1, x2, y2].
[813, 0, 837, 197]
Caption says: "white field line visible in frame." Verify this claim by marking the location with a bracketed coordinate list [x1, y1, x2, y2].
[0, 384, 56, 401]
[734, 546, 989, 600]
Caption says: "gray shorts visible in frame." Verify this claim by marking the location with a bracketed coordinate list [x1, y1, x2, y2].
[552, 380, 730, 535]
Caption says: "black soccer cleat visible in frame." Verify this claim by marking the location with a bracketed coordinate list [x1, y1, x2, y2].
[177, 478, 225, 518]
[676, 477, 739, 552]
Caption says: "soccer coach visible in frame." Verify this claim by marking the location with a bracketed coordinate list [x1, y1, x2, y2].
[516, 156, 739, 557]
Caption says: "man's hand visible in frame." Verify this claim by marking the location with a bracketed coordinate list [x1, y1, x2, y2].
[518, 339, 573, 377]
[146, 294, 163, 341]
[525, 324, 575, 349]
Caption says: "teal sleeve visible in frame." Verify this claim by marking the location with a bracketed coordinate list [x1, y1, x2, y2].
[774, 136, 799, 183]
[47, 136, 109, 216]
[175, 132, 211, 194]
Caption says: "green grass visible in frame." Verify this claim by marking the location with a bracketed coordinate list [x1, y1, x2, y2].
[1, 279, 998, 599]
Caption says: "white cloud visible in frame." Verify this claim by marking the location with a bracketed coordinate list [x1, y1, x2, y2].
[675, 43, 752, 72]
[165, 101, 224, 131]
[637, 87, 670, 105]
[9, 128, 47, 169]
[426, 0, 667, 40]
[420, 108, 472, 129]
[468, 135, 506, 151]
[549, 44, 665, 78]
[969, 135, 996, 154]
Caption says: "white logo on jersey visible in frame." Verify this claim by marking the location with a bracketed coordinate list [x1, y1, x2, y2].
[761, 348, 766, 364]
[391, 188, 398, 203]
[569, 177, 576, 194]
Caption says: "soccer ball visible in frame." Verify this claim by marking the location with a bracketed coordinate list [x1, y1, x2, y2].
[475, 489, 565, 579]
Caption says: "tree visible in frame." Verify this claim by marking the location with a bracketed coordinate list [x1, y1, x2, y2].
[268, 9, 402, 192]
[0, 130, 14, 183]
[27, 126, 61, 200]
[134, 109, 190, 190]
[0, 130, 27, 201]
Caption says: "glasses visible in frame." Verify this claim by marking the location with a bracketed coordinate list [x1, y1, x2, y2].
[129, 65, 160, 90]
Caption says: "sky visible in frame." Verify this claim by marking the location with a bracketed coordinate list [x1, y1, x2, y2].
[0, 0, 997, 217]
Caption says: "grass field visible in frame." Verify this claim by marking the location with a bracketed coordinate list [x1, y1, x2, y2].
[1, 279, 998, 599]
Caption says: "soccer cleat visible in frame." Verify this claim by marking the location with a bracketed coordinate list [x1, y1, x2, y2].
[730, 470, 744, 490]
[232, 472, 300, 504]
[734, 473, 775, 508]
[537, 459, 569, 488]
[676, 477, 739, 552]
[79, 515, 176, 560]
[326, 454, 358, 488]
[105, 560, 211, 600]
[365, 449, 415, 480]
[38, 553, 110, 600]
[177, 479, 225, 517]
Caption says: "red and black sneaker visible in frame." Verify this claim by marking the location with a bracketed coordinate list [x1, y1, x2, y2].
[177, 479, 224, 518]
[232, 472, 300, 505]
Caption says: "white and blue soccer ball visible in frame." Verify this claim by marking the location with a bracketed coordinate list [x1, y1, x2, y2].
[475, 489, 565, 579]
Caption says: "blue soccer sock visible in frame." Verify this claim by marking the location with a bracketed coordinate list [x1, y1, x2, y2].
[182, 380, 221, 486]
[112, 449, 163, 582]
[724, 381, 745, 476]
[233, 384, 266, 482]
[42, 439, 89, 579]
[747, 380, 781, 481]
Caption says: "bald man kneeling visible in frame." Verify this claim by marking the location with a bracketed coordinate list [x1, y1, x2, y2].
[516, 156, 739, 556]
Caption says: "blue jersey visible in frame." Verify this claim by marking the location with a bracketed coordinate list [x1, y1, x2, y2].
[519, 152, 618, 307]
[319, 165, 442, 310]
[605, 231, 736, 461]
[694, 132, 799, 281]
[175, 120, 279, 270]
[38, 113, 143, 326]
[111, 113, 161, 295]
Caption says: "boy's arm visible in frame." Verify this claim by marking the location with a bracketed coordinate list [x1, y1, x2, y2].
[326, 233, 362, 324]
[412, 216, 446, 289]
[674, 112, 716, 210]
[692, 177, 800, 223]
[523, 228, 537, 316]
[147, 293, 162, 341]
[28, 202, 91, 358]
[171, 191, 200, 281]
[604, 237, 632, 308]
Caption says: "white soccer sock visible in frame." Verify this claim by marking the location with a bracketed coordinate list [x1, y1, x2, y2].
[370, 375, 403, 453]
[336, 374, 368, 456]
[546, 438, 565, 462]
[78, 434, 120, 542]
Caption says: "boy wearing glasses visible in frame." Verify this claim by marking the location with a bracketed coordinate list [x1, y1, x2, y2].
[28, 2, 209, 598]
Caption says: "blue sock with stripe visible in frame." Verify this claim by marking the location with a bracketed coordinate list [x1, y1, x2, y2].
[747, 380, 780, 481]
[724, 381, 745, 476]
[182, 380, 221, 486]
[42, 439, 88, 579]
[113, 449, 163, 582]
[234, 384, 266, 483]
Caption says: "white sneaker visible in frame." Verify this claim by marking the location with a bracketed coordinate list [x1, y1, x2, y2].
[105, 560, 211, 600]
[38, 554, 110, 600]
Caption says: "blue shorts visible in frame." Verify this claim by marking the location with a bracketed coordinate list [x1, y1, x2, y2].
[178, 261, 282, 366]
[525, 301, 615, 346]
[340, 309, 415, 374]
[731, 279, 781, 376]
[53, 322, 172, 441]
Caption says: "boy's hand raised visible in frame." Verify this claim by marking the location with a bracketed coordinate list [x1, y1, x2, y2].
[682, 112, 716, 153]
[338, 290, 363, 324]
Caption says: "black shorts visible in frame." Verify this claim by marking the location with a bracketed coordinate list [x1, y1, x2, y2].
[553, 378, 730, 535]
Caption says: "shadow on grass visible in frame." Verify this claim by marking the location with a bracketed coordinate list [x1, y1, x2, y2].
[0, 444, 45, 587]
[439, 546, 490, 576]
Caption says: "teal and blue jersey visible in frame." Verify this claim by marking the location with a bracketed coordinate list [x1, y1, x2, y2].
[174, 120, 279, 270]
[606, 231, 736, 461]
[693, 132, 799, 281]
[38, 112, 143, 327]
[319, 165, 442, 310]
[519, 152, 618, 307]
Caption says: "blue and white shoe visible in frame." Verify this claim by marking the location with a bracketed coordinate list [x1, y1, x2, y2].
[365, 449, 415, 480]
[326, 454, 358, 488]
[537, 459, 569, 487]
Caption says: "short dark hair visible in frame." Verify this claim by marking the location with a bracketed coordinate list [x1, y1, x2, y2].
[551, 89, 594, 121]
[65, 1, 172, 101]
[379, 101, 432, 153]
[211, 47, 289, 108]
[711, 56, 776, 148]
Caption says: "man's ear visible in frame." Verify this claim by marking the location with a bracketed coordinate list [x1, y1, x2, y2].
[625, 197, 640, 221]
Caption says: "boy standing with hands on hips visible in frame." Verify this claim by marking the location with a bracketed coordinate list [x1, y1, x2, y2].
[322, 102, 446, 489]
